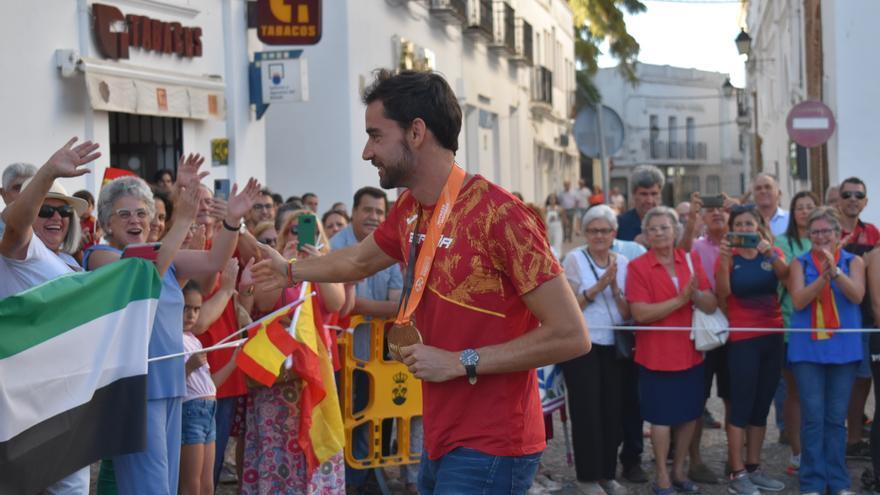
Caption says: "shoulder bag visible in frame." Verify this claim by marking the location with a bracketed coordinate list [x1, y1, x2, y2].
[685, 252, 729, 352]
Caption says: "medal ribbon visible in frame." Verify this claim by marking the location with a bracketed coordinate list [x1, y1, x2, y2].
[394, 165, 467, 325]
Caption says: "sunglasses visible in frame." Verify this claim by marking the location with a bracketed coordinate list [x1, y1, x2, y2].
[259, 237, 277, 247]
[289, 225, 299, 236]
[38, 204, 74, 218]
[841, 191, 866, 200]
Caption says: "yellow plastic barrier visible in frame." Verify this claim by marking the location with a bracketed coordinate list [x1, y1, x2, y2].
[340, 316, 422, 469]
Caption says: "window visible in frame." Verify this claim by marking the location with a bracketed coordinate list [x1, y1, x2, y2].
[686, 117, 695, 159]
[109, 113, 183, 181]
[649, 115, 659, 159]
[789, 141, 808, 181]
[681, 175, 700, 198]
[706, 175, 721, 195]
[668, 116, 678, 158]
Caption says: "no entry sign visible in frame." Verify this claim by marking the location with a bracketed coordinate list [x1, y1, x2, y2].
[786, 100, 836, 148]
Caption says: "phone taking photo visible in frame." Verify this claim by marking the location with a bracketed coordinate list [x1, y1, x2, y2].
[121, 242, 161, 262]
[214, 179, 231, 201]
[701, 195, 724, 209]
[726, 232, 759, 249]
[297, 214, 317, 251]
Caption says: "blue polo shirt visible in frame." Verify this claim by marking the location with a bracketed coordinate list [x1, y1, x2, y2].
[617, 208, 642, 241]
[330, 225, 403, 303]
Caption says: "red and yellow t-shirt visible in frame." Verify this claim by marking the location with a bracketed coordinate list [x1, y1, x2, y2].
[373, 174, 561, 460]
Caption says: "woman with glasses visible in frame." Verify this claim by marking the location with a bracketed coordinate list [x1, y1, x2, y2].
[716, 206, 788, 495]
[788, 207, 865, 495]
[252, 220, 278, 248]
[0, 138, 100, 493]
[774, 191, 819, 475]
[625, 206, 717, 495]
[560, 205, 631, 495]
[84, 155, 261, 495]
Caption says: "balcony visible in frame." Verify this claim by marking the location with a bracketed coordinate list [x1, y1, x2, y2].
[642, 139, 708, 161]
[489, 1, 516, 55]
[429, 0, 467, 24]
[513, 18, 534, 65]
[466, 0, 494, 41]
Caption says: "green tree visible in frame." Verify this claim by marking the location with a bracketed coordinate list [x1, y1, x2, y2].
[569, 0, 645, 106]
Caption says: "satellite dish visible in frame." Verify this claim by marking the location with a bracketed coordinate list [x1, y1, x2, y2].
[573, 105, 624, 158]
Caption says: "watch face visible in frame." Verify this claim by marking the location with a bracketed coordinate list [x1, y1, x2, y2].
[460, 348, 479, 366]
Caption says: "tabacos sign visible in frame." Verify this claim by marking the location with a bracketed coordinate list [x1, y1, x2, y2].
[257, 0, 322, 45]
[92, 3, 203, 60]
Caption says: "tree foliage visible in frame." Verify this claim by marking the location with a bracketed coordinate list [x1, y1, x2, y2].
[569, 0, 645, 106]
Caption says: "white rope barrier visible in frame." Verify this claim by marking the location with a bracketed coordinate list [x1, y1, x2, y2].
[588, 324, 879, 333]
[148, 337, 248, 363]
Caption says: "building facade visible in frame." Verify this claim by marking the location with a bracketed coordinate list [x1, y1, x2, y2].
[594, 64, 746, 206]
[0, 0, 265, 204]
[744, 0, 880, 219]
[265, 0, 579, 207]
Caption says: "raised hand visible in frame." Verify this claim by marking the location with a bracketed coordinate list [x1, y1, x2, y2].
[175, 153, 207, 189]
[45, 137, 101, 178]
[226, 178, 262, 222]
[689, 191, 702, 220]
[220, 258, 240, 292]
[174, 179, 202, 225]
[757, 238, 772, 255]
[252, 243, 289, 291]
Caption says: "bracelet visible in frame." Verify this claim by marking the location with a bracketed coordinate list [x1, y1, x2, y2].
[582, 288, 594, 304]
[221, 219, 240, 232]
[243, 285, 255, 297]
[287, 258, 297, 287]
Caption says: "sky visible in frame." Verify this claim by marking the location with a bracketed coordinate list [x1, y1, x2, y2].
[597, 0, 747, 87]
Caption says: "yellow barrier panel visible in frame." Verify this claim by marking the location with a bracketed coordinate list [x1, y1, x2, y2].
[340, 316, 422, 469]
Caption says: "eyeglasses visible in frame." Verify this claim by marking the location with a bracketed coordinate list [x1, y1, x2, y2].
[585, 228, 614, 236]
[289, 225, 299, 236]
[809, 228, 838, 238]
[841, 191, 866, 200]
[646, 225, 673, 235]
[113, 208, 149, 220]
[252, 203, 273, 211]
[259, 237, 277, 247]
[38, 204, 74, 218]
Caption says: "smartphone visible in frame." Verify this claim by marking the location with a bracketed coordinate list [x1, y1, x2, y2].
[726, 232, 759, 249]
[214, 179, 231, 201]
[701, 195, 724, 208]
[121, 242, 161, 262]
[297, 214, 317, 251]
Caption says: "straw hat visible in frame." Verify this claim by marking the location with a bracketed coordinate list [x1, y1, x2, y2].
[21, 178, 89, 216]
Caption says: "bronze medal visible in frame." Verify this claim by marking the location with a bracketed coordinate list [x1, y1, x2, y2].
[387, 322, 423, 362]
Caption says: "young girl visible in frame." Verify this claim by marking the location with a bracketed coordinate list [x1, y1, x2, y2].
[180, 261, 241, 495]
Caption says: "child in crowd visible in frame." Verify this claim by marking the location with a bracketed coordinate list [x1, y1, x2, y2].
[180, 269, 241, 495]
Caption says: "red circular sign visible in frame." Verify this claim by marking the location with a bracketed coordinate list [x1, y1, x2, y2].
[786, 100, 836, 148]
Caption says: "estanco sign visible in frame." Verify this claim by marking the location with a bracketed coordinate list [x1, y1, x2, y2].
[92, 3, 203, 60]
[257, 0, 322, 45]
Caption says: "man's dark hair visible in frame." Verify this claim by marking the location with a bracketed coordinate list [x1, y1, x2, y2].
[270, 193, 284, 206]
[353, 186, 388, 211]
[302, 192, 317, 201]
[286, 195, 301, 204]
[841, 177, 867, 193]
[362, 69, 462, 153]
[73, 189, 95, 206]
[259, 188, 273, 198]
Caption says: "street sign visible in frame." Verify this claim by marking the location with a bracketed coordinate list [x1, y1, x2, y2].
[256, 50, 309, 104]
[573, 105, 624, 158]
[786, 100, 836, 148]
[256, 0, 322, 45]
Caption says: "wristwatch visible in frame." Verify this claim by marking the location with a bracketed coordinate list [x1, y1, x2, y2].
[459, 348, 480, 385]
[833, 267, 843, 279]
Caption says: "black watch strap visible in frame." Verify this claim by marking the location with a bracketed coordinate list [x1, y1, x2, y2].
[221, 219, 240, 232]
[465, 364, 477, 385]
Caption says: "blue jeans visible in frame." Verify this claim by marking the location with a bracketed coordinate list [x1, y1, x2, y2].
[418, 448, 542, 494]
[212, 396, 238, 486]
[792, 361, 858, 493]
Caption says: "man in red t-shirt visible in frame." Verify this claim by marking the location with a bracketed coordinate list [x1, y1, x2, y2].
[254, 70, 589, 493]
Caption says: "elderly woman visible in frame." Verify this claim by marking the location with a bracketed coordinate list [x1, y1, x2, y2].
[788, 206, 865, 495]
[0, 138, 100, 493]
[716, 206, 788, 494]
[625, 206, 717, 495]
[560, 205, 631, 495]
[84, 156, 260, 495]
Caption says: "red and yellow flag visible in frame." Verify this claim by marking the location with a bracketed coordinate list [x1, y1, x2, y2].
[102, 167, 137, 186]
[811, 249, 842, 341]
[290, 282, 345, 475]
[235, 307, 298, 387]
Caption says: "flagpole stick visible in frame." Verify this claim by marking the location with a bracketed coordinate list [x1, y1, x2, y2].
[148, 338, 248, 363]
[285, 286, 314, 370]
[213, 296, 308, 347]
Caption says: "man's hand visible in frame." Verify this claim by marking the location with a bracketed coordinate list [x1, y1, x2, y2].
[45, 137, 101, 179]
[174, 153, 208, 189]
[689, 192, 703, 221]
[252, 243, 289, 291]
[399, 344, 464, 382]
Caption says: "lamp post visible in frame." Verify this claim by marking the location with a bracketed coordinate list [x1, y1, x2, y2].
[735, 29, 751, 56]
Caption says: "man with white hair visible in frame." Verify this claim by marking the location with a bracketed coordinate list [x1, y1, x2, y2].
[751, 173, 789, 236]
[0, 163, 38, 237]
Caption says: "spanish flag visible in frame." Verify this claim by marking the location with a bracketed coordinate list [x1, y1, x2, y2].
[235, 306, 298, 387]
[102, 167, 137, 186]
[290, 282, 345, 475]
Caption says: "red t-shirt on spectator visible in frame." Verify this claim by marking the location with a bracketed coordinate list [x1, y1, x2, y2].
[626, 248, 709, 371]
[373, 174, 561, 460]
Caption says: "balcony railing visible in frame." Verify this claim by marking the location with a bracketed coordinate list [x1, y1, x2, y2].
[643, 139, 708, 161]
[467, 0, 494, 40]
[490, 1, 516, 53]
[514, 18, 533, 65]
[430, 0, 467, 23]
[532, 66, 553, 105]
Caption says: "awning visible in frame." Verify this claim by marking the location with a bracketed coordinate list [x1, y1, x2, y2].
[79, 57, 226, 120]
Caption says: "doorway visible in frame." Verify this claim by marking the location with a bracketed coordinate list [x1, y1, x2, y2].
[109, 113, 183, 182]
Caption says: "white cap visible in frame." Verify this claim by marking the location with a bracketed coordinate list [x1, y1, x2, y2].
[21, 177, 89, 216]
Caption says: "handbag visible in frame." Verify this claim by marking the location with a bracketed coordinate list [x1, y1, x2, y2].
[684, 253, 729, 352]
[581, 250, 634, 360]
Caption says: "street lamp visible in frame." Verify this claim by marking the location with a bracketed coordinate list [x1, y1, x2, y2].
[735, 28, 751, 56]
[722, 78, 734, 97]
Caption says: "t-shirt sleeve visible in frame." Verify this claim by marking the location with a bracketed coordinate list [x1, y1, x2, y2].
[372, 195, 408, 263]
[488, 199, 562, 296]
[625, 259, 651, 304]
[562, 253, 582, 293]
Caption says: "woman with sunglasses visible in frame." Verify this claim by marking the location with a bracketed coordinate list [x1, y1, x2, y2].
[83, 154, 261, 495]
[252, 220, 278, 248]
[0, 137, 101, 493]
[788, 206, 865, 495]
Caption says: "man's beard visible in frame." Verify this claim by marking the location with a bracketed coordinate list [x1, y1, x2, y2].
[377, 140, 415, 190]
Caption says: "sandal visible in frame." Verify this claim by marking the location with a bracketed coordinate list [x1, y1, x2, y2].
[652, 483, 676, 495]
[671, 479, 700, 494]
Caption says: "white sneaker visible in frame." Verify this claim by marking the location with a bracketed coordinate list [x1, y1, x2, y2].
[600, 479, 631, 495]
[527, 486, 549, 495]
[580, 481, 609, 495]
[536, 474, 564, 492]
